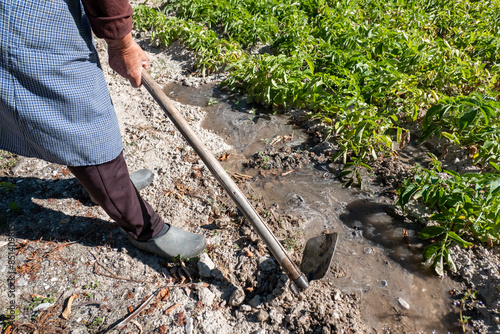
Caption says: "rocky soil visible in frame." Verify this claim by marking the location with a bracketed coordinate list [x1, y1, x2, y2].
[1, 8, 499, 334]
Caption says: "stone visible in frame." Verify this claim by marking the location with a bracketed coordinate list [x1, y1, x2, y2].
[256, 310, 269, 322]
[333, 290, 341, 301]
[239, 304, 252, 312]
[185, 317, 193, 334]
[269, 309, 284, 324]
[17, 277, 28, 286]
[33, 303, 54, 312]
[398, 297, 410, 310]
[198, 287, 215, 306]
[248, 295, 261, 309]
[197, 253, 215, 278]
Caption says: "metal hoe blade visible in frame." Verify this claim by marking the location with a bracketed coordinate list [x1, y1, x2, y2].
[300, 233, 338, 281]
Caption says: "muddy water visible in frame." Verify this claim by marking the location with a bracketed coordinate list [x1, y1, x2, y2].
[163, 82, 461, 333]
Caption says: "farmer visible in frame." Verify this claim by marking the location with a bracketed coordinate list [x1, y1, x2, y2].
[0, 0, 206, 259]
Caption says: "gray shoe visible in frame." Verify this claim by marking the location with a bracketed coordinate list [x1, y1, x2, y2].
[128, 224, 207, 260]
[130, 169, 154, 191]
[90, 169, 154, 204]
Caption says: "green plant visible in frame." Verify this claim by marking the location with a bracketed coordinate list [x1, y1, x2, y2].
[87, 316, 103, 332]
[207, 97, 219, 106]
[2, 309, 19, 330]
[0, 150, 20, 170]
[0, 181, 15, 193]
[8, 202, 21, 214]
[26, 293, 55, 321]
[282, 230, 302, 252]
[256, 151, 272, 169]
[133, 0, 500, 275]
[398, 155, 499, 275]
[83, 280, 100, 290]
[336, 157, 373, 188]
[458, 290, 477, 332]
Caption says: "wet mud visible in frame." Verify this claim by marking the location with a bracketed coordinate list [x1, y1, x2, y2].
[162, 82, 464, 333]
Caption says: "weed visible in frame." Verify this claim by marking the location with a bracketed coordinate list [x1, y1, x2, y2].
[256, 151, 272, 169]
[458, 290, 477, 332]
[0, 150, 20, 170]
[0, 181, 15, 193]
[87, 316, 103, 332]
[8, 202, 21, 214]
[207, 97, 219, 106]
[82, 280, 100, 290]
[26, 293, 55, 321]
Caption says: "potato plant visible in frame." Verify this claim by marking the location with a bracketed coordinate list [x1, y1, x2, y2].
[133, 0, 500, 274]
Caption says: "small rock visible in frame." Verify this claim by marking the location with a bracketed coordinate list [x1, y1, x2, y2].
[229, 288, 245, 307]
[198, 287, 215, 306]
[251, 330, 266, 334]
[241, 226, 252, 236]
[58, 218, 70, 224]
[398, 297, 410, 310]
[197, 253, 215, 278]
[33, 303, 54, 312]
[322, 326, 331, 334]
[239, 304, 252, 312]
[258, 256, 276, 272]
[256, 310, 269, 322]
[381, 280, 388, 287]
[332, 290, 341, 301]
[248, 295, 261, 309]
[297, 314, 309, 326]
[185, 317, 193, 334]
[17, 277, 28, 286]
[269, 309, 284, 324]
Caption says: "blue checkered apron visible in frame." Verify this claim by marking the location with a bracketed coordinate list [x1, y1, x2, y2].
[0, 0, 123, 166]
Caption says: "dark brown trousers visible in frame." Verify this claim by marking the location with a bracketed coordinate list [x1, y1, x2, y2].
[68, 152, 164, 241]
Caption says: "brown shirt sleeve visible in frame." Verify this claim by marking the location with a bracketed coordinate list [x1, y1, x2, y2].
[81, 0, 133, 40]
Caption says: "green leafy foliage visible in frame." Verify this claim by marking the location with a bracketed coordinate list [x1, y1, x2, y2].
[134, 0, 500, 273]
[134, 0, 500, 175]
[398, 159, 499, 274]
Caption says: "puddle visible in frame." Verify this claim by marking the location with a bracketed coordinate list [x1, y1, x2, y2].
[163, 82, 460, 333]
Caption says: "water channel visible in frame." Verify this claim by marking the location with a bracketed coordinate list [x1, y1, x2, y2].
[163, 82, 461, 333]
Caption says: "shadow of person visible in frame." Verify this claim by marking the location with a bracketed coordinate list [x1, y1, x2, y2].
[0, 175, 236, 321]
